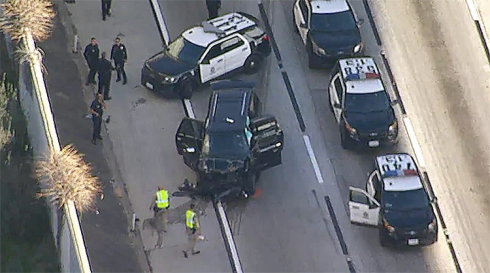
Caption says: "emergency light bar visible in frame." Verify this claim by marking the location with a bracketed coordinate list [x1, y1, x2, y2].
[344, 72, 379, 81]
[383, 169, 418, 178]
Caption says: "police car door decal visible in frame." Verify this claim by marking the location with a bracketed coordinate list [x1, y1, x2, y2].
[348, 187, 379, 226]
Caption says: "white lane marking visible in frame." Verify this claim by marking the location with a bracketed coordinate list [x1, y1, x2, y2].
[149, 0, 171, 46]
[302, 134, 324, 184]
[184, 99, 196, 119]
[216, 201, 243, 273]
[402, 117, 426, 169]
[465, 0, 480, 20]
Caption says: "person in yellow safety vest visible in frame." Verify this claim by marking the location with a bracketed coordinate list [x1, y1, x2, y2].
[183, 203, 201, 258]
[149, 186, 170, 232]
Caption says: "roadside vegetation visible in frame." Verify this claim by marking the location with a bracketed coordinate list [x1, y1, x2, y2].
[0, 33, 60, 272]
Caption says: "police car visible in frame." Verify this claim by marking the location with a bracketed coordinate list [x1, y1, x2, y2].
[292, 0, 363, 68]
[348, 154, 438, 247]
[175, 80, 283, 198]
[141, 12, 271, 99]
[328, 57, 398, 149]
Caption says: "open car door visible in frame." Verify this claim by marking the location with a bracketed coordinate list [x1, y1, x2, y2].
[175, 118, 204, 171]
[250, 114, 284, 171]
[348, 186, 380, 226]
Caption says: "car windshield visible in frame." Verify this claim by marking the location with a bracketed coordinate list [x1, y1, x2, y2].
[383, 188, 430, 210]
[202, 131, 249, 159]
[166, 36, 206, 65]
[345, 91, 390, 113]
[310, 11, 357, 32]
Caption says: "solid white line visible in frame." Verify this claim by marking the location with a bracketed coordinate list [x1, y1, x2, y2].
[216, 201, 243, 273]
[465, 0, 480, 20]
[183, 99, 195, 119]
[402, 117, 426, 169]
[302, 135, 325, 184]
[149, 0, 171, 46]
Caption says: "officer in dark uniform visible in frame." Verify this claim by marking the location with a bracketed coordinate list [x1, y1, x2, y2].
[110, 37, 128, 85]
[97, 52, 114, 100]
[90, 93, 106, 145]
[83, 37, 99, 86]
[205, 0, 221, 19]
[101, 0, 112, 21]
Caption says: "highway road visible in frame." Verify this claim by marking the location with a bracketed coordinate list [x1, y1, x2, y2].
[67, 0, 490, 271]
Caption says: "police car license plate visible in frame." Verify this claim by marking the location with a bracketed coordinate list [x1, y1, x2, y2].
[368, 140, 380, 147]
[145, 82, 154, 89]
[408, 239, 419, 245]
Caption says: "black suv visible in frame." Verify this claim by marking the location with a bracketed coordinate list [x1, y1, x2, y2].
[174, 81, 283, 198]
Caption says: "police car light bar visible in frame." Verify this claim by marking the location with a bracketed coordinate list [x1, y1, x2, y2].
[383, 169, 418, 178]
[344, 72, 379, 81]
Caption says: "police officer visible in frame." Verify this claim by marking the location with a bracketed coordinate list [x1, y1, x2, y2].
[205, 0, 221, 19]
[110, 37, 128, 85]
[83, 37, 99, 86]
[101, 0, 112, 21]
[90, 93, 106, 145]
[97, 52, 114, 100]
[183, 203, 201, 258]
[149, 187, 170, 232]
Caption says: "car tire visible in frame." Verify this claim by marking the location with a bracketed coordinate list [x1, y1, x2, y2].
[179, 78, 193, 99]
[379, 231, 390, 247]
[307, 41, 319, 69]
[340, 131, 349, 150]
[244, 172, 257, 197]
[292, 11, 299, 33]
[244, 54, 262, 74]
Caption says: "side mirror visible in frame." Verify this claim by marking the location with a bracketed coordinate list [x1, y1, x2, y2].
[300, 22, 307, 28]
[356, 19, 365, 26]
[333, 102, 341, 109]
[184, 147, 196, 153]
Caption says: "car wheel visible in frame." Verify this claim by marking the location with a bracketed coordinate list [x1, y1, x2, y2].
[244, 54, 262, 74]
[292, 11, 299, 33]
[244, 172, 257, 197]
[179, 79, 193, 99]
[379, 231, 390, 247]
[340, 131, 349, 150]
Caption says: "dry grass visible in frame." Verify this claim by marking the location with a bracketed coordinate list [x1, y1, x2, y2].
[36, 144, 102, 213]
[0, 0, 55, 42]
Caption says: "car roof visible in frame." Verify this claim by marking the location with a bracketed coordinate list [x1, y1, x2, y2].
[207, 89, 251, 132]
[375, 154, 424, 192]
[339, 57, 384, 94]
[310, 0, 350, 14]
[182, 12, 257, 48]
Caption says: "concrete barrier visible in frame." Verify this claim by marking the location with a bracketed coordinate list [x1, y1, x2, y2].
[3, 32, 90, 273]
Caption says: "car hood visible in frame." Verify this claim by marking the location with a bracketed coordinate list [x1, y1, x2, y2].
[384, 206, 435, 229]
[198, 157, 246, 174]
[344, 109, 394, 133]
[146, 51, 195, 76]
[310, 29, 361, 52]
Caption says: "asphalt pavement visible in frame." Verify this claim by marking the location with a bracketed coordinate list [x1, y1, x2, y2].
[53, 0, 490, 272]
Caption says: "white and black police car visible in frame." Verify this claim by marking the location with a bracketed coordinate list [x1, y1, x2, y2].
[141, 12, 271, 99]
[348, 153, 438, 247]
[328, 57, 398, 149]
[292, 0, 363, 68]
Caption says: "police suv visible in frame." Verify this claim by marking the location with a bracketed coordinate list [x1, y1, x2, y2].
[328, 57, 398, 149]
[174, 81, 283, 198]
[348, 153, 438, 247]
[292, 0, 363, 68]
[141, 12, 271, 99]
